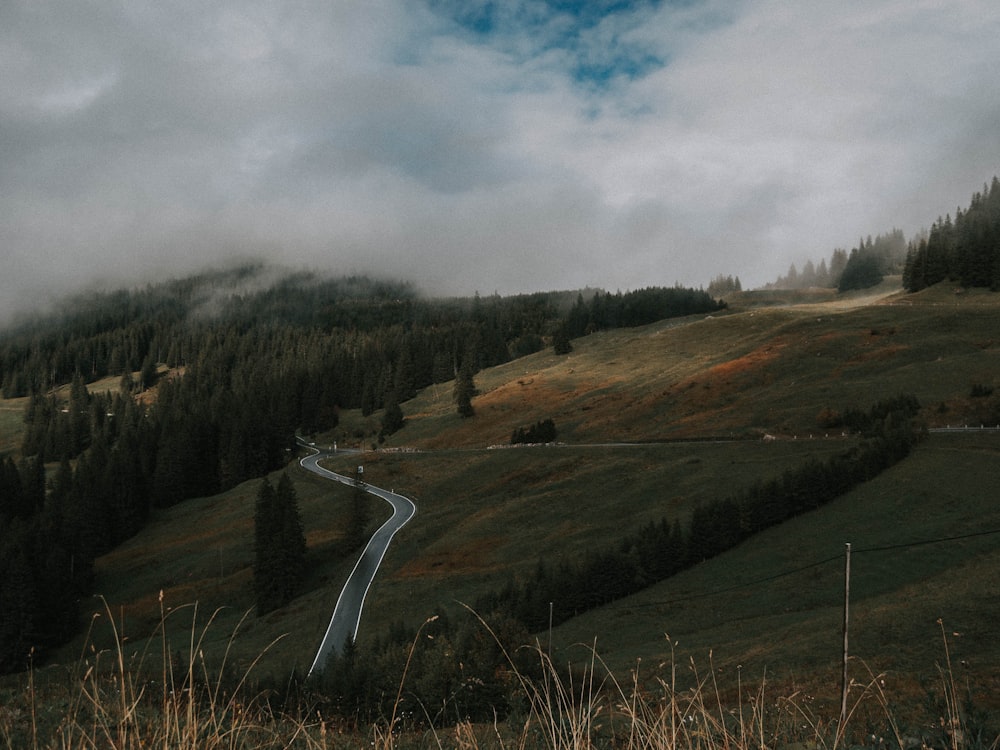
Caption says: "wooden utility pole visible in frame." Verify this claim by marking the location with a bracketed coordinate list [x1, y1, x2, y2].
[840, 542, 851, 729]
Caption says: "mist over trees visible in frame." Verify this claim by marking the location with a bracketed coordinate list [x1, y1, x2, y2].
[560, 286, 725, 339]
[707, 274, 742, 296]
[0, 268, 723, 674]
[766, 229, 907, 291]
[903, 177, 1000, 292]
[0, 175, 996, 679]
[767, 178, 1000, 295]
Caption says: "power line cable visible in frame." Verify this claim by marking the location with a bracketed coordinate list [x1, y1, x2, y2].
[853, 527, 1000, 554]
[610, 526, 1000, 610]
[622, 553, 843, 609]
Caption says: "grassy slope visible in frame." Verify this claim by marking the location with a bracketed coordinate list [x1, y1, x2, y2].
[0, 396, 27, 458]
[48, 465, 392, 678]
[12, 282, 1000, 713]
[328, 282, 1000, 710]
[552, 432, 1000, 713]
[379, 283, 1000, 452]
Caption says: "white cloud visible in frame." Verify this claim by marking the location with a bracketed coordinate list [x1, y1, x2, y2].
[1, 0, 1000, 319]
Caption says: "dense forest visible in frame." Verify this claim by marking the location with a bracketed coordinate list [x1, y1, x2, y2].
[0, 270, 723, 673]
[903, 177, 1000, 291]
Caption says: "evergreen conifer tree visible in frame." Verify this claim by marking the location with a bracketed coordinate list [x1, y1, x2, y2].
[552, 324, 573, 355]
[253, 474, 307, 614]
[0, 458, 26, 519]
[253, 477, 280, 613]
[275, 472, 307, 597]
[0, 527, 38, 673]
[454, 362, 476, 418]
[140, 353, 158, 391]
[380, 392, 405, 437]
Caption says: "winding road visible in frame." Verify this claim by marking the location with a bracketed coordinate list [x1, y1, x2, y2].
[297, 441, 416, 675]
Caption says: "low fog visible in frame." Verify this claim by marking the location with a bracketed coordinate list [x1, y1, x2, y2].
[3, 1, 1000, 320]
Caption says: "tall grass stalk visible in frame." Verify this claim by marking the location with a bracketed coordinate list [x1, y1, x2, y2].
[3, 594, 296, 750]
[4, 603, 996, 750]
[449, 609, 998, 750]
[372, 614, 441, 750]
[938, 618, 966, 750]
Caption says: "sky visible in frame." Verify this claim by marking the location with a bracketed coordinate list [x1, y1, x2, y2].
[3, 0, 1000, 317]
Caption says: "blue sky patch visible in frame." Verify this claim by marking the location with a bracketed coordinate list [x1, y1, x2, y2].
[426, 0, 668, 87]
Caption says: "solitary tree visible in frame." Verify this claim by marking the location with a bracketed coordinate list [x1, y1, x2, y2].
[139, 353, 158, 391]
[380, 391, 405, 437]
[454, 362, 476, 418]
[552, 324, 573, 355]
[275, 473, 306, 594]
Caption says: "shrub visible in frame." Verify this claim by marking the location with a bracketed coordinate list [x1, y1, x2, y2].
[511, 418, 558, 444]
[970, 383, 994, 398]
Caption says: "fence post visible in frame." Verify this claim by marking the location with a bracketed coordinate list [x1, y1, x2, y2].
[840, 542, 851, 729]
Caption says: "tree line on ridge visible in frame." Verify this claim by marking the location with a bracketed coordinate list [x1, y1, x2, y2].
[0, 270, 722, 674]
[312, 396, 925, 724]
[763, 176, 1000, 295]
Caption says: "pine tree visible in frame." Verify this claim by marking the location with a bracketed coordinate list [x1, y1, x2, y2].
[552, 324, 573, 355]
[380, 392, 405, 437]
[47, 457, 74, 514]
[108, 441, 148, 541]
[275, 472, 306, 599]
[453, 362, 476, 418]
[253, 474, 307, 614]
[0, 526, 38, 673]
[68, 373, 91, 456]
[829, 248, 849, 284]
[838, 248, 882, 291]
[253, 477, 280, 613]
[566, 293, 589, 338]
[393, 340, 417, 401]
[18, 457, 45, 518]
[0, 457, 26, 519]
[140, 353, 158, 391]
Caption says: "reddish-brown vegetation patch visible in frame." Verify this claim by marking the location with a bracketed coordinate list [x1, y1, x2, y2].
[395, 535, 505, 578]
[417, 373, 628, 448]
[305, 527, 342, 547]
[541, 519, 589, 544]
[704, 342, 785, 381]
[846, 343, 908, 365]
[135, 366, 186, 406]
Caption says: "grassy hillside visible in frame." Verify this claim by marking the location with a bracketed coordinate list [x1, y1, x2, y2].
[0, 396, 26, 457]
[41, 463, 392, 678]
[552, 432, 1000, 711]
[370, 282, 1000, 450]
[10, 282, 1000, 724]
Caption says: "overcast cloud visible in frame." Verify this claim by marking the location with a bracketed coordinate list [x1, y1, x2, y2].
[3, 0, 1000, 317]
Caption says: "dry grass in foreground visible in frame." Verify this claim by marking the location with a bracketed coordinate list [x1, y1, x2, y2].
[1, 604, 996, 750]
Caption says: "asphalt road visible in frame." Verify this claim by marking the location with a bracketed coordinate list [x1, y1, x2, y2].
[297, 441, 416, 675]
